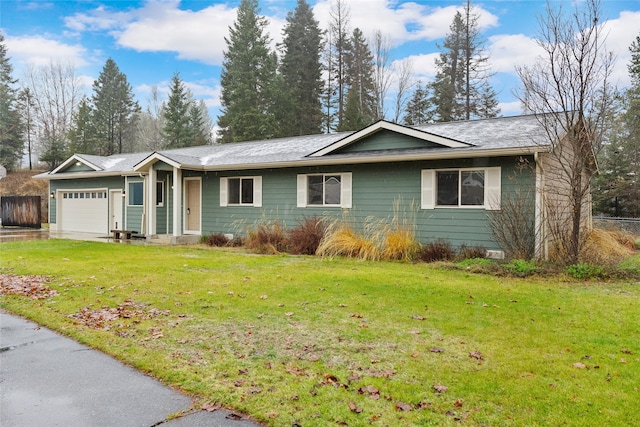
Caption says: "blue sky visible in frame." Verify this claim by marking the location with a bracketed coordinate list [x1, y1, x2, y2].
[2, 0, 639, 124]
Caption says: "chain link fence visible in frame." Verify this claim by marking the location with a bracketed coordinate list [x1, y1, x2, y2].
[593, 217, 640, 238]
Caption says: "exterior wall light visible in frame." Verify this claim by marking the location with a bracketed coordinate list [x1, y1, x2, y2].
[50, 192, 55, 199]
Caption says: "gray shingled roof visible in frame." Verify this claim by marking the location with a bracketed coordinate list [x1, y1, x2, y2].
[45, 114, 551, 177]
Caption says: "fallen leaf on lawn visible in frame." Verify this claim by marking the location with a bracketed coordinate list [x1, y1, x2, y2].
[348, 402, 363, 413]
[266, 413, 278, 419]
[350, 313, 364, 318]
[453, 399, 463, 407]
[430, 347, 444, 353]
[238, 368, 249, 375]
[358, 385, 380, 400]
[285, 312, 294, 317]
[621, 349, 634, 355]
[285, 366, 307, 376]
[246, 387, 262, 394]
[308, 354, 320, 362]
[201, 402, 221, 412]
[433, 384, 448, 393]
[259, 295, 268, 299]
[408, 330, 421, 335]
[573, 362, 587, 369]
[395, 401, 413, 412]
[469, 351, 484, 360]
[411, 314, 425, 320]
[619, 358, 627, 364]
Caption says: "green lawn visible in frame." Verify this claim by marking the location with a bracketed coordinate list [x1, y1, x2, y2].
[1, 239, 639, 426]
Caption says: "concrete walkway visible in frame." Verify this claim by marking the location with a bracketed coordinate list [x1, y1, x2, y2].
[0, 311, 261, 427]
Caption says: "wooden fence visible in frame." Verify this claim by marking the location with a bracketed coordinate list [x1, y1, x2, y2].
[1, 196, 42, 228]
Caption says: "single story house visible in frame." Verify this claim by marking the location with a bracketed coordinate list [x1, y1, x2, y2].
[38, 114, 590, 259]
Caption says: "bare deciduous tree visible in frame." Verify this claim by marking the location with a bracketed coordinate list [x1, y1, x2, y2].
[515, 0, 615, 264]
[393, 58, 414, 123]
[24, 61, 83, 168]
[371, 30, 392, 120]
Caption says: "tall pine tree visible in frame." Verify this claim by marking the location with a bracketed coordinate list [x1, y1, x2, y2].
[218, 0, 278, 143]
[67, 96, 94, 155]
[429, 1, 499, 122]
[0, 33, 23, 171]
[279, 0, 323, 137]
[594, 34, 640, 217]
[340, 28, 376, 131]
[163, 73, 193, 148]
[91, 58, 139, 155]
[403, 81, 433, 125]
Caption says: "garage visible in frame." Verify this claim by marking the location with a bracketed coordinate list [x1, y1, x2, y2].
[57, 189, 109, 233]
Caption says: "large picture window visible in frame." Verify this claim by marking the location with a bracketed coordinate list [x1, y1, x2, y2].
[307, 174, 341, 206]
[128, 182, 144, 206]
[297, 173, 352, 208]
[422, 167, 500, 210]
[437, 170, 485, 206]
[220, 176, 262, 207]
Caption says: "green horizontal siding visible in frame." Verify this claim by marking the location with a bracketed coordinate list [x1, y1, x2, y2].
[199, 155, 536, 251]
[338, 129, 440, 153]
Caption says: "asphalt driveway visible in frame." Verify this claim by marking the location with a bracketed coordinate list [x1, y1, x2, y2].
[0, 310, 261, 427]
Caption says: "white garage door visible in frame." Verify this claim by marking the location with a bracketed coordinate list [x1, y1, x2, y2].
[58, 190, 109, 233]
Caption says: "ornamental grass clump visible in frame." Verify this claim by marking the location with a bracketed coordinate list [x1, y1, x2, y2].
[246, 219, 288, 254]
[317, 221, 381, 260]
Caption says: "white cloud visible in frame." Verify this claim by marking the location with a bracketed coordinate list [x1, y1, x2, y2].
[601, 10, 640, 88]
[402, 53, 439, 81]
[312, 0, 498, 46]
[5, 35, 90, 68]
[488, 33, 543, 74]
[114, 2, 238, 65]
[498, 101, 523, 117]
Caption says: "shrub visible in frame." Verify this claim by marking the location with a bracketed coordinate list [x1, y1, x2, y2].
[566, 263, 604, 280]
[382, 228, 420, 261]
[203, 233, 230, 247]
[418, 239, 456, 262]
[288, 216, 325, 255]
[458, 244, 487, 260]
[504, 259, 539, 277]
[246, 220, 288, 254]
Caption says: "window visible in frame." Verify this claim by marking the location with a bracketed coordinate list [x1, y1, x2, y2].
[220, 177, 262, 207]
[156, 181, 164, 207]
[128, 182, 144, 206]
[422, 168, 500, 210]
[297, 173, 352, 208]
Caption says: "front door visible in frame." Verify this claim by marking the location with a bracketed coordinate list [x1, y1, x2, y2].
[184, 178, 201, 234]
[110, 190, 123, 230]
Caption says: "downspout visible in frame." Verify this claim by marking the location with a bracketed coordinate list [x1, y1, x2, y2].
[172, 168, 182, 239]
[534, 152, 546, 260]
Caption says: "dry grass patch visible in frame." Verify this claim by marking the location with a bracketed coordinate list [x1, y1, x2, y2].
[580, 228, 636, 265]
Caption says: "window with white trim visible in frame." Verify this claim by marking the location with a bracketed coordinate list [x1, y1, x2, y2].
[156, 181, 164, 207]
[220, 176, 262, 207]
[421, 167, 501, 210]
[128, 182, 144, 206]
[297, 173, 352, 208]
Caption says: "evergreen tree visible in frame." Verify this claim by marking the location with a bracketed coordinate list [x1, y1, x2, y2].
[403, 81, 433, 125]
[279, 0, 324, 137]
[193, 99, 214, 145]
[340, 28, 376, 131]
[17, 87, 36, 169]
[163, 73, 193, 148]
[91, 58, 139, 155]
[0, 33, 24, 171]
[430, 1, 499, 121]
[326, 0, 351, 131]
[218, 0, 278, 143]
[67, 96, 94, 155]
[594, 34, 640, 217]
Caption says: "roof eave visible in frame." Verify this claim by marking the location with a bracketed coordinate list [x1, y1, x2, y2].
[201, 146, 547, 171]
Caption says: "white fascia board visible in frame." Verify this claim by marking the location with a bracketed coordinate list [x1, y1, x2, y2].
[50, 154, 102, 174]
[133, 153, 183, 171]
[309, 121, 470, 157]
[36, 171, 134, 180]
